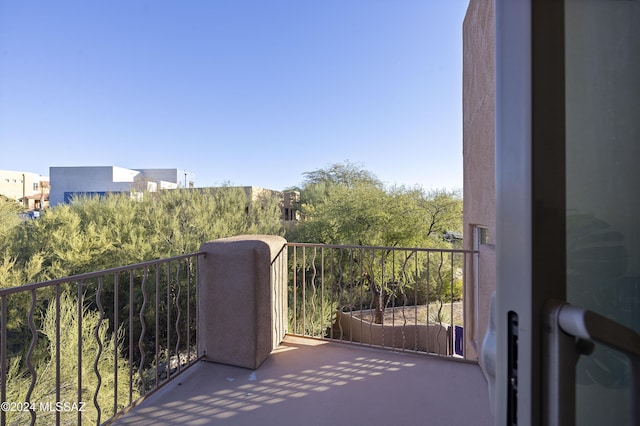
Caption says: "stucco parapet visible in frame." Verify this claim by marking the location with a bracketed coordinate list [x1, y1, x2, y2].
[197, 235, 287, 370]
[200, 235, 286, 262]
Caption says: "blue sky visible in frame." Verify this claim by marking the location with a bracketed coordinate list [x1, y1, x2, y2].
[1, 1, 469, 191]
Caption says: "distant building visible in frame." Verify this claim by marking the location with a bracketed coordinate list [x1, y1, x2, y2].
[282, 190, 300, 222]
[0, 170, 50, 210]
[49, 166, 193, 206]
[136, 168, 195, 189]
[209, 186, 300, 222]
[48, 166, 300, 222]
[244, 187, 301, 222]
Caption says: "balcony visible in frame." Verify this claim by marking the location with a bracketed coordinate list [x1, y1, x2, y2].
[114, 335, 490, 426]
[0, 236, 493, 425]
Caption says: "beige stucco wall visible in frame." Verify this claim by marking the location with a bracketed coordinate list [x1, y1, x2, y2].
[334, 312, 452, 356]
[0, 170, 47, 208]
[462, 0, 496, 360]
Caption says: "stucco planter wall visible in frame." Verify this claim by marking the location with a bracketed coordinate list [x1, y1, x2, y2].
[334, 311, 452, 356]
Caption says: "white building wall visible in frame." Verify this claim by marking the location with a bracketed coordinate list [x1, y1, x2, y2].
[112, 166, 141, 183]
[135, 169, 193, 187]
[159, 181, 178, 190]
[49, 166, 190, 206]
[49, 166, 141, 206]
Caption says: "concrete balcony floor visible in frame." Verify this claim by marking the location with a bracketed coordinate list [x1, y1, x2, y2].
[113, 335, 493, 426]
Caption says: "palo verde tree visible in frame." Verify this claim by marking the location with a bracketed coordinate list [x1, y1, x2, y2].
[5, 292, 136, 426]
[287, 161, 462, 247]
[4, 187, 283, 284]
[286, 162, 463, 325]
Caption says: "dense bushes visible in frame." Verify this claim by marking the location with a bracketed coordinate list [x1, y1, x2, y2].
[0, 187, 283, 422]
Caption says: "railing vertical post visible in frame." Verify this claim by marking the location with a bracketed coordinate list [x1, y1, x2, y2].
[198, 235, 287, 369]
[26, 290, 37, 425]
[193, 257, 198, 364]
[450, 251, 455, 356]
[187, 258, 192, 366]
[55, 285, 61, 426]
[166, 262, 171, 381]
[302, 247, 307, 335]
[271, 244, 287, 347]
[113, 273, 119, 418]
[465, 249, 475, 359]
[154, 264, 159, 387]
[1, 295, 7, 426]
[174, 261, 182, 375]
[93, 276, 104, 425]
[293, 247, 297, 335]
[321, 248, 325, 337]
[128, 270, 134, 405]
[473, 249, 478, 353]
[348, 248, 354, 343]
[77, 282, 83, 426]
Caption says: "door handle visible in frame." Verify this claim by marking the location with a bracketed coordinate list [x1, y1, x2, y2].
[543, 300, 640, 426]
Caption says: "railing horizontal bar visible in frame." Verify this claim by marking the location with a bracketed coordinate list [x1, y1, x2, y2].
[286, 242, 476, 254]
[0, 252, 205, 296]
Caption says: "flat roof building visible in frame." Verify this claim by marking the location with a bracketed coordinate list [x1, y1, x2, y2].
[0, 170, 50, 210]
[49, 166, 192, 206]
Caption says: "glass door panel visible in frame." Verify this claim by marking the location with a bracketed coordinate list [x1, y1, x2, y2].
[565, 1, 640, 424]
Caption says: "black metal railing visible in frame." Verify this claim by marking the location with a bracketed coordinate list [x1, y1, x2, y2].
[0, 252, 204, 426]
[0, 240, 477, 425]
[287, 243, 476, 358]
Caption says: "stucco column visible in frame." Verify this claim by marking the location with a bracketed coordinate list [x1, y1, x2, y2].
[463, 0, 496, 361]
[198, 235, 288, 369]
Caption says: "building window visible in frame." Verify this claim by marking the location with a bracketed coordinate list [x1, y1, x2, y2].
[33, 182, 39, 191]
[478, 227, 488, 245]
[473, 225, 489, 249]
